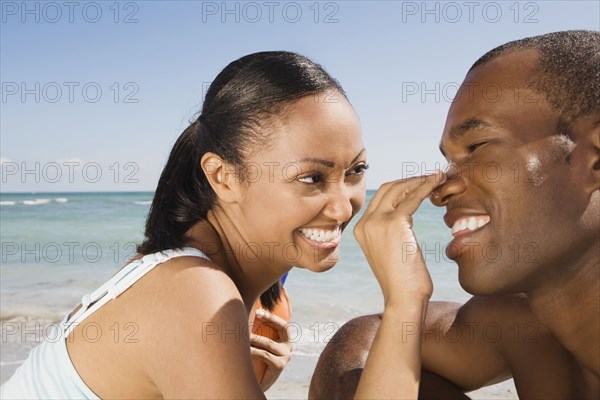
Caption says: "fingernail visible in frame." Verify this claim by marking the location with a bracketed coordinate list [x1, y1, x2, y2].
[436, 170, 447, 183]
[256, 308, 266, 317]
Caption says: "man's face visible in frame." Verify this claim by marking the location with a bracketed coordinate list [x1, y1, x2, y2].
[433, 50, 591, 295]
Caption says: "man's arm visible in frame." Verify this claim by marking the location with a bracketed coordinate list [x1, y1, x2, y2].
[311, 294, 579, 399]
[309, 303, 473, 399]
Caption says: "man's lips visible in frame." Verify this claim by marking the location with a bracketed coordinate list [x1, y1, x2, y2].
[443, 208, 492, 260]
[451, 215, 491, 236]
[444, 208, 491, 237]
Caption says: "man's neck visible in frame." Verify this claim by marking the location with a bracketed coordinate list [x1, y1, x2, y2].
[528, 244, 600, 375]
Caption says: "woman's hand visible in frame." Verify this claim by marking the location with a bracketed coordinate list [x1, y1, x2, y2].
[353, 172, 446, 305]
[353, 172, 446, 399]
[250, 308, 293, 391]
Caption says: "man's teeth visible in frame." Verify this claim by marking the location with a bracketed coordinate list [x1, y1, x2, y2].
[300, 228, 340, 243]
[451, 216, 490, 235]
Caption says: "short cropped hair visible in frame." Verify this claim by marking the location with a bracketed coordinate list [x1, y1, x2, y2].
[470, 30, 600, 127]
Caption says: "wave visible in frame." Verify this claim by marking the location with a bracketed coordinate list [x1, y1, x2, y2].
[23, 199, 52, 206]
[0, 305, 67, 324]
[133, 200, 152, 205]
[2, 198, 69, 206]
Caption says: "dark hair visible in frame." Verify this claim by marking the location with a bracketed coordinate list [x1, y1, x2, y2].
[469, 30, 600, 127]
[137, 51, 346, 309]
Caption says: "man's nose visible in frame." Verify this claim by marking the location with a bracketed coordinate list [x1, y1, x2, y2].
[430, 162, 468, 206]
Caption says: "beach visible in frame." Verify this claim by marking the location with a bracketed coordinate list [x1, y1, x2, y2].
[1, 191, 517, 398]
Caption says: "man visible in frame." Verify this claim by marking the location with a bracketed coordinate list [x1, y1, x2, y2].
[309, 30, 599, 399]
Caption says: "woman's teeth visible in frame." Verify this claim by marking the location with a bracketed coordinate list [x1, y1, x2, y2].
[300, 228, 340, 243]
[451, 216, 490, 235]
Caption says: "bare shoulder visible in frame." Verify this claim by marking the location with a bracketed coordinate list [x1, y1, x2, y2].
[309, 314, 381, 400]
[451, 293, 555, 354]
[130, 255, 263, 397]
[423, 295, 578, 393]
[139, 254, 245, 333]
[459, 295, 599, 397]
[160, 255, 238, 297]
[309, 305, 468, 400]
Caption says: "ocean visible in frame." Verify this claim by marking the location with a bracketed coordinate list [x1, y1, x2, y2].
[0, 191, 516, 398]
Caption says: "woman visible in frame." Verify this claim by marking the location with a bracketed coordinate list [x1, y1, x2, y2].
[1, 51, 443, 398]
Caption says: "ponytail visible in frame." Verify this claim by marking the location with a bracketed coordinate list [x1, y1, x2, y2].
[137, 51, 346, 310]
[137, 121, 213, 254]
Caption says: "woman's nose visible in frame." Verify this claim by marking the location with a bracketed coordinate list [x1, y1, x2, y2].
[324, 185, 354, 223]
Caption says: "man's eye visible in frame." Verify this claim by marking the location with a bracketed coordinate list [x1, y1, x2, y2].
[468, 142, 487, 153]
[298, 174, 324, 184]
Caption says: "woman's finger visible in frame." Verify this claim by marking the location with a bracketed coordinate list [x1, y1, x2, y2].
[250, 347, 290, 369]
[363, 173, 444, 217]
[255, 309, 290, 342]
[250, 333, 292, 356]
[362, 178, 406, 214]
[390, 172, 446, 214]
[377, 172, 445, 212]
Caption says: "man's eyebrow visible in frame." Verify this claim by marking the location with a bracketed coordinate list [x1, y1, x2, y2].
[449, 118, 494, 140]
[439, 119, 494, 156]
[299, 148, 366, 169]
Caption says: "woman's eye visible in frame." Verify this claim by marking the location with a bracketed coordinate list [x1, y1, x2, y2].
[298, 174, 324, 184]
[348, 163, 369, 176]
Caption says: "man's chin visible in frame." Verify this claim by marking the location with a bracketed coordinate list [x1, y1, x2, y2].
[458, 273, 520, 297]
[458, 270, 501, 297]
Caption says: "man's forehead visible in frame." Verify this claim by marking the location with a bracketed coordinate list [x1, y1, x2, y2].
[439, 49, 550, 151]
[448, 49, 545, 119]
[463, 48, 540, 86]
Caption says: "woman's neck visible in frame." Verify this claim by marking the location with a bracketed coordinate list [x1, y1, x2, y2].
[184, 209, 290, 314]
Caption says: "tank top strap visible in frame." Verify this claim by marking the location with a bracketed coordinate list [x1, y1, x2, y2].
[63, 247, 209, 337]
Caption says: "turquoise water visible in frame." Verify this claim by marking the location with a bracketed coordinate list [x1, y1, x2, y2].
[0, 190, 471, 383]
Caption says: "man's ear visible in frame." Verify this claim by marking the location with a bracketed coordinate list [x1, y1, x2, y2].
[574, 115, 600, 194]
[200, 152, 242, 203]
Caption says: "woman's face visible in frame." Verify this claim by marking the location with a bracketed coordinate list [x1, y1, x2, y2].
[232, 90, 366, 273]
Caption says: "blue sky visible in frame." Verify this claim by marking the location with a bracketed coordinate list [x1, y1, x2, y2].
[1, 0, 598, 192]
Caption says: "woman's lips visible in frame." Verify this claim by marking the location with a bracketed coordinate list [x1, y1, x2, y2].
[297, 226, 341, 250]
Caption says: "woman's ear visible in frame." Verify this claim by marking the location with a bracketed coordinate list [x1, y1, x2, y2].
[201, 152, 242, 203]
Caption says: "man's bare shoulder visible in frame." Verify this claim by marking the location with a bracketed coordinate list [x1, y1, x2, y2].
[310, 296, 598, 398]
[424, 295, 600, 397]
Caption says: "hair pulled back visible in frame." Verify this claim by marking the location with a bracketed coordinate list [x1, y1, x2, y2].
[138, 51, 346, 309]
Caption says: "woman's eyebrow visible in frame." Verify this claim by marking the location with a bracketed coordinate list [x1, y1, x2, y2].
[298, 158, 335, 168]
[349, 148, 367, 165]
[298, 148, 366, 169]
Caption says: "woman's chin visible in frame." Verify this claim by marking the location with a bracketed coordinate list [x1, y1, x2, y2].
[296, 257, 340, 273]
